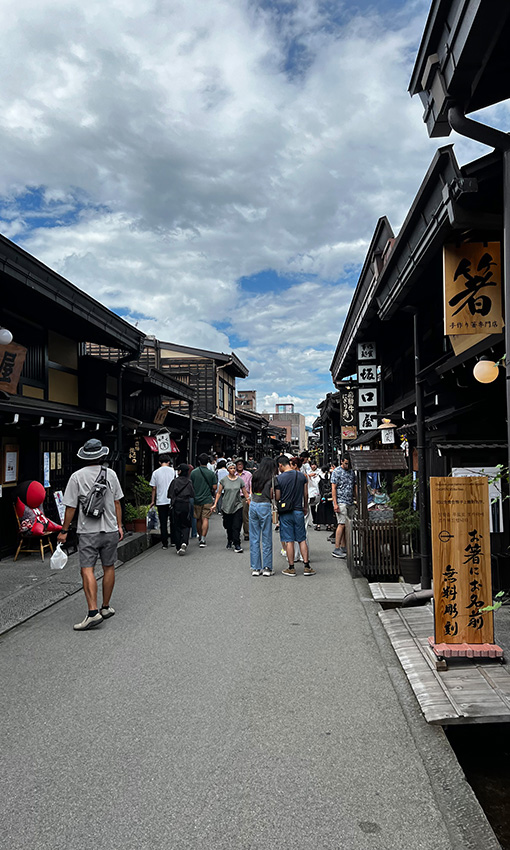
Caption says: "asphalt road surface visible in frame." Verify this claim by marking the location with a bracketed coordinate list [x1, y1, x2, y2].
[0, 518, 499, 850]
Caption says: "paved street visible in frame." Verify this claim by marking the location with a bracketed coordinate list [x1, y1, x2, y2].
[0, 519, 499, 850]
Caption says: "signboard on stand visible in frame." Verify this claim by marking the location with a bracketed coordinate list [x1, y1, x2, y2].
[430, 476, 501, 656]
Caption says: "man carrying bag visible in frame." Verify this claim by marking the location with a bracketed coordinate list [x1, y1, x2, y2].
[275, 455, 315, 577]
[58, 439, 123, 631]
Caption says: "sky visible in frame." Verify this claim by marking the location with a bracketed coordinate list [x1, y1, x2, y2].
[1, 0, 509, 426]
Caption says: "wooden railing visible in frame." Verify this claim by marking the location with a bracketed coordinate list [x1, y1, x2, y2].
[346, 515, 400, 578]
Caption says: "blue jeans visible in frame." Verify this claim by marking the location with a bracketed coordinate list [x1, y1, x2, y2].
[249, 502, 273, 572]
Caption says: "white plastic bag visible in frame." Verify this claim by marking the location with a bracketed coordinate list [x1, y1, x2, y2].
[50, 543, 68, 570]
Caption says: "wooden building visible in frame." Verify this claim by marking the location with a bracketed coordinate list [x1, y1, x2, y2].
[330, 144, 509, 588]
[0, 233, 145, 557]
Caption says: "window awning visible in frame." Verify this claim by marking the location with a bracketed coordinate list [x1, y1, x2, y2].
[143, 436, 179, 453]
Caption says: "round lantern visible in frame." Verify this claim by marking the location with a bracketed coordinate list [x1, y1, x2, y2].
[473, 358, 499, 384]
[0, 327, 13, 345]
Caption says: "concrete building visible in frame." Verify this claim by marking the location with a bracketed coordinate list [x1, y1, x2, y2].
[267, 404, 308, 453]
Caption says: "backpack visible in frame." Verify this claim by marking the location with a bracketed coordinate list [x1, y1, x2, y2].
[80, 465, 109, 518]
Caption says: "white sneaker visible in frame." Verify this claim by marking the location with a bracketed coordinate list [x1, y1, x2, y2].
[100, 606, 115, 619]
[251, 569, 262, 576]
[73, 612, 103, 631]
[262, 568, 274, 576]
[178, 546, 186, 555]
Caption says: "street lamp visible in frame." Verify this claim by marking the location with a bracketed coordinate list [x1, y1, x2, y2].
[0, 327, 13, 345]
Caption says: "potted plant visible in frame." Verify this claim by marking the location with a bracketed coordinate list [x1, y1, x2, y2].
[123, 475, 152, 532]
[388, 473, 421, 583]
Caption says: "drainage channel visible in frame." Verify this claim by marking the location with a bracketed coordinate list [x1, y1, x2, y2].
[446, 724, 510, 849]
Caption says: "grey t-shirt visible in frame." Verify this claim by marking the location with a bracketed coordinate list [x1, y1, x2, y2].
[63, 465, 123, 533]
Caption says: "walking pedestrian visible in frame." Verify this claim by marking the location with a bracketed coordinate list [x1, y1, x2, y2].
[149, 454, 175, 549]
[57, 438, 123, 631]
[331, 455, 356, 559]
[216, 459, 228, 515]
[307, 461, 321, 527]
[248, 456, 276, 576]
[212, 461, 249, 553]
[167, 464, 194, 555]
[235, 458, 252, 540]
[190, 453, 217, 547]
[275, 455, 315, 576]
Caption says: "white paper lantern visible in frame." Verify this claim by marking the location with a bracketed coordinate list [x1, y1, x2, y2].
[0, 327, 13, 345]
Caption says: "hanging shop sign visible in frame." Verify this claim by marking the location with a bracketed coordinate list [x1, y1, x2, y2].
[153, 407, 169, 426]
[358, 412, 378, 431]
[358, 363, 378, 384]
[358, 387, 378, 408]
[443, 242, 503, 335]
[357, 342, 376, 361]
[430, 476, 494, 645]
[340, 389, 356, 425]
[0, 342, 27, 394]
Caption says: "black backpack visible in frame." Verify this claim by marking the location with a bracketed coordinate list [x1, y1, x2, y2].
[80, 465, 109, 518]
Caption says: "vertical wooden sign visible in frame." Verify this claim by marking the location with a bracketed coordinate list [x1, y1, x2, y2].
[430, 477, 493, 645]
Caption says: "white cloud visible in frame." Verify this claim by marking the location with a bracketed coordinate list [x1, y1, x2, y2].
[0, 0, 475, 419]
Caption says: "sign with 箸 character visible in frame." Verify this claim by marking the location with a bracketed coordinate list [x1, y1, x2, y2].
[0, 342, 27, 394]
[430, 476, 493, 645]
[443, 242, 503, 335]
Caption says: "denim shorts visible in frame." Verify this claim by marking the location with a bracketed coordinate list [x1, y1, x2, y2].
[279, 509, 306, 543]
[78, 532, 119, 569]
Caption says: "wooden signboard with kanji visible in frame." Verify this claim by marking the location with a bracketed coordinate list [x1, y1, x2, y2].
[0, 342, 27, 394]
[430, 476, 494, 646]
[443, 242, 503, 335]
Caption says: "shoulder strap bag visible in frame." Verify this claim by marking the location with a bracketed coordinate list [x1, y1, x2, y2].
[276, 471, 299, 515]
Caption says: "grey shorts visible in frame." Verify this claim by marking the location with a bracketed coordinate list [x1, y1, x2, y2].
[78, 532, 119, 569]
[335, 504, 355, 525]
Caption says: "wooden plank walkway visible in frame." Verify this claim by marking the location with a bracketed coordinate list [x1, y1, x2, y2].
[378, 606, 510, 725]
[369, 581, 418, 603]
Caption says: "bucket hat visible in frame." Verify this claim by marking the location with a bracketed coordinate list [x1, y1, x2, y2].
[77, 438, 109, 461]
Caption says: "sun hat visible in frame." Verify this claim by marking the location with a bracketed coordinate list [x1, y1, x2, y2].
[77, 438, 109, 461]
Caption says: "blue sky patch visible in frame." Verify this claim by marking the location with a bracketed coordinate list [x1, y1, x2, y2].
[239, 268, 314, 294]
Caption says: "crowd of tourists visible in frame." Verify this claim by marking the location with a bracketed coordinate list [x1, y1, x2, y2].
[57, 438, 355, 631]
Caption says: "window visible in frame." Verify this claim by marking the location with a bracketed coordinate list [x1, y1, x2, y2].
[218, 380, 224, 409]
[228, 385, 234, 413]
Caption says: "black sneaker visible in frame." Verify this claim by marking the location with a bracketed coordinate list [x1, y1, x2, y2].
[226, 542, 233, 550]
[234, 546, 244, 553]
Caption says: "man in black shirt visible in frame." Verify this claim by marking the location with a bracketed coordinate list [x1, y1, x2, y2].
[275, 455, 315, 577]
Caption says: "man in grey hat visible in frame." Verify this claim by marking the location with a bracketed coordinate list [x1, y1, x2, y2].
[58, 439, 124, 631]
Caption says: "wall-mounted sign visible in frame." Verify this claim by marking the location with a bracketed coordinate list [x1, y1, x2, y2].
[340, 389, 356, 425]
[357, 342, 376, 361]
[358, 387, 378, 408]
[358, 364, 378, 384]
[2, 444, 19, 484]
[430, 476, 493, 645]
[43, 453, 50, 488]
[341, 425, 357, 440]
[443, 242, 503, 335]
[359, 412, 378, 431]
[0, 342, 27, 394]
